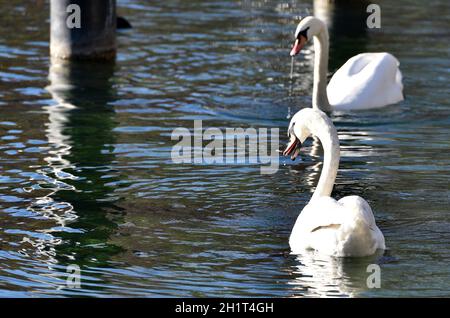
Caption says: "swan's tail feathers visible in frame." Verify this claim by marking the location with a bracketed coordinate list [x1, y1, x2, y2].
[395, 67, 404, 102]
[381, 53, 404, 105]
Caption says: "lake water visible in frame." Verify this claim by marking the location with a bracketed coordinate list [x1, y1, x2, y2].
[0, 0, 449, 297]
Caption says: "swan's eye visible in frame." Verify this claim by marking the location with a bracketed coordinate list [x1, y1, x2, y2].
[297, 27, 309, 40]
[288, 122, 295, 137]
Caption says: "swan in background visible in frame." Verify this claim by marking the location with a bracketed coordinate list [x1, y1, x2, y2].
[283, 108, 385, 256]
[290, 16, 404, 111]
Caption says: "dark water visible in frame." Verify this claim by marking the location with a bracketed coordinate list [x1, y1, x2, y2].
[0, 0, 449, 297]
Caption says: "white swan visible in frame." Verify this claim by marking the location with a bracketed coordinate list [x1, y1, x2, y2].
[290, 16, 404, 111]
[283, 108, 385, 256]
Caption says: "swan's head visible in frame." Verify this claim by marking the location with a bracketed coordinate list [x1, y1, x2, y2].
[283, 109, 314, 160]
[290, 16, 326, 56]
[283, 108, 328, 160]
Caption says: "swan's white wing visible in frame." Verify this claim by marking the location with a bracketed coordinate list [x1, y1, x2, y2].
[292, 196, 344, 232]
[289, 196, 348, 255]
[337, 196, 386, 255]
[338, 195, 375, 228]
[327, 52, 404, 110]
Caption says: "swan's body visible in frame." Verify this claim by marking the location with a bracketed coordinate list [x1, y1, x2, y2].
[327, 52, 403, 110]
[290, 16, 403, 111]
[283, 108, 385, 256]
[290, 195, 385, 257]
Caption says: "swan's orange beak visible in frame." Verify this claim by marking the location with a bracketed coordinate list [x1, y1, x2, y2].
[283, 135, 301, 160]
[290, 35, 307, 57]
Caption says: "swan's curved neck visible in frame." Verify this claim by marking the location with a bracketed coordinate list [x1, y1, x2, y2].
[309, 116, 339, 200]
[312, 28, 331, 112]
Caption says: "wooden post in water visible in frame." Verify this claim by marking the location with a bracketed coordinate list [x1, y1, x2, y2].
[50, 0, 117, 60]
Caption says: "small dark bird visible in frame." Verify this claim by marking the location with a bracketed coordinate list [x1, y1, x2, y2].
[117, 16, 132, 29]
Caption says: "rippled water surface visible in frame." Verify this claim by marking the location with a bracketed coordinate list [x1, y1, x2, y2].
[0, 0, 449, 297]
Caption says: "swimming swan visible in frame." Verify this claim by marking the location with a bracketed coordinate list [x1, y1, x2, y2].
[283, 108, 385, 256]
[290, 16, 404, 111]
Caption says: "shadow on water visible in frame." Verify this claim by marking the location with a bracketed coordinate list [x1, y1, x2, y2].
[44, 59, 123, 281]
[314, 0, 370, 70]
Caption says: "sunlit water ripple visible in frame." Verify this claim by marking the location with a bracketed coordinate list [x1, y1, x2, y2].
[0, 0, 449, 297]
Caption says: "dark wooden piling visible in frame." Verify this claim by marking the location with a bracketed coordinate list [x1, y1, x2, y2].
[50, 0, 117, 60]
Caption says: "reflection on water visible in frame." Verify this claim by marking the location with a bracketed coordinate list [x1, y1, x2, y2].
[314, 0, 369, 69]
[314, 0, 369, 36]
[0, 0, 449, 297]
[46, 58, 124, 270]
[290, 251, 384, 297]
